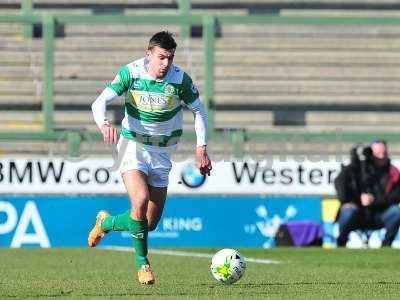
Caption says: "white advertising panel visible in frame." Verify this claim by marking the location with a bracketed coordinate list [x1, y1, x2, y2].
[0, 156, 355, 194]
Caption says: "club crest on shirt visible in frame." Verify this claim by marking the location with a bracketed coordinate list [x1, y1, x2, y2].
[164, 84, 175, 95]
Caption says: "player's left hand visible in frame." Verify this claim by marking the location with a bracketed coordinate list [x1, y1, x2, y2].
[196, 145, 212, 176]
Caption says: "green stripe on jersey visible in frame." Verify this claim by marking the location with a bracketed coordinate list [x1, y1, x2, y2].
[126, 103, 182, 123]
[107, 66, 132, 96]
[121, 127, 183, 147]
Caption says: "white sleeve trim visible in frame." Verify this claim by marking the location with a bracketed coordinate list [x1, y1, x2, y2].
[91, 87, 119, 129]
[187, 98, 208, 147]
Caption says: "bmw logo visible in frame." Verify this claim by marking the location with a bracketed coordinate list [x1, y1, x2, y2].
[180, 162, 206, 188]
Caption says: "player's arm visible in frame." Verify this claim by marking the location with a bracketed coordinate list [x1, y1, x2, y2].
[181, 72, 212, 176]
[188, 98, 212, 176]
[91, 87, 119, 144]
[91, 66, 131, 144]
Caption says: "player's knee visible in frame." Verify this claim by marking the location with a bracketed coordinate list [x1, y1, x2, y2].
[132, 192, 149, 216]
[134, 190, 149, 205]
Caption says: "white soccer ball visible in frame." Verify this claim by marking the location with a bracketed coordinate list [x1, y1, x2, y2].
[210, 248, 246, 284]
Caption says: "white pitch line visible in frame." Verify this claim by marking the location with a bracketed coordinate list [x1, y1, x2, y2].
[100, 246, 282, 264]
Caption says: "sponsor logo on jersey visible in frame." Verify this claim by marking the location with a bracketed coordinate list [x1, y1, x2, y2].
[131, 91, 177, 111]
[140, 94, 168, 106]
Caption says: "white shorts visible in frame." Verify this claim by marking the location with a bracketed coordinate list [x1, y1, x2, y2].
[117, 136, 172, 187]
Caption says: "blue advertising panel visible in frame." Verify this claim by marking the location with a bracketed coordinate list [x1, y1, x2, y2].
[0, 195, 321, 248]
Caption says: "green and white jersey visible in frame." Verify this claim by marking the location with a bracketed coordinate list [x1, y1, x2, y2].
[107, 58, 200, 148]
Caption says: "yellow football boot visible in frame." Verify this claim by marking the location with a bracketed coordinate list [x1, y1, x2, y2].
[138, 264, 155, 285]
[88, 210, 110, 247]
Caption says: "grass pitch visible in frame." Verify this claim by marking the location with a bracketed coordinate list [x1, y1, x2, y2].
[1, 247, 400, 299]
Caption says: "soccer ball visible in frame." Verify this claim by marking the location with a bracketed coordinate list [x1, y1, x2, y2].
[210, 248, 246, 284]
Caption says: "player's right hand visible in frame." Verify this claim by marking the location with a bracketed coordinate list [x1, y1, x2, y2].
[100, 123, 118, 144]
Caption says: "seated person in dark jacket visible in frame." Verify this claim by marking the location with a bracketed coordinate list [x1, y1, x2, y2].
[334, 140, 400, 247]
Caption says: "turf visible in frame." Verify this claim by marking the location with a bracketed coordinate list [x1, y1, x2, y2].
[1, 247, 400, 299]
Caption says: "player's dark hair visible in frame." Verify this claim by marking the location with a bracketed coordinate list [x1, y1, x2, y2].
[148, 31, 177, 51]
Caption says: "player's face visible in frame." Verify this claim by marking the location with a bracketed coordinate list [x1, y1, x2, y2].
[146, 46, 175, 79]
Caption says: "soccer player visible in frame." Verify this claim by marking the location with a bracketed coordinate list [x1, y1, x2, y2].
[88, 31, 212, 285]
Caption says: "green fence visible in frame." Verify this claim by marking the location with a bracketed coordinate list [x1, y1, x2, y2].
[2, 7, 400, 156]
[20, 0, 194, 38]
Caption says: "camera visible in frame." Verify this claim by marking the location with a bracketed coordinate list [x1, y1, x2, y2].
[350, 144, 373, 164]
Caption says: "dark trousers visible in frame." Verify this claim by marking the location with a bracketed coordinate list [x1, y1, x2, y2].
[337, 204, 400, 247]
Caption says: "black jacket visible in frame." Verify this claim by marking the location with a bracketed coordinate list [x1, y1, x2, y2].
[334, 151, 400, 212]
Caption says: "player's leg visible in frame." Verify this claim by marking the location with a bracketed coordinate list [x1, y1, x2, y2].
[147, 185, 168, 231]
[132, 187, 167, 286]
[132, 154, 170, 284]
[103, 169, 154, 285]
[88, 170, 150, 250]
[121, 169, 151, 270]
[146, 150, 171, 231]
[130, 167, 169, 284]
[88, 137, 147, 247]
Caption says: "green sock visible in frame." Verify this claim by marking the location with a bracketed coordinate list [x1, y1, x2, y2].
[100, 210, 149, 269]
[101, 210, 131, 232]
[130, 219, 149, 269]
